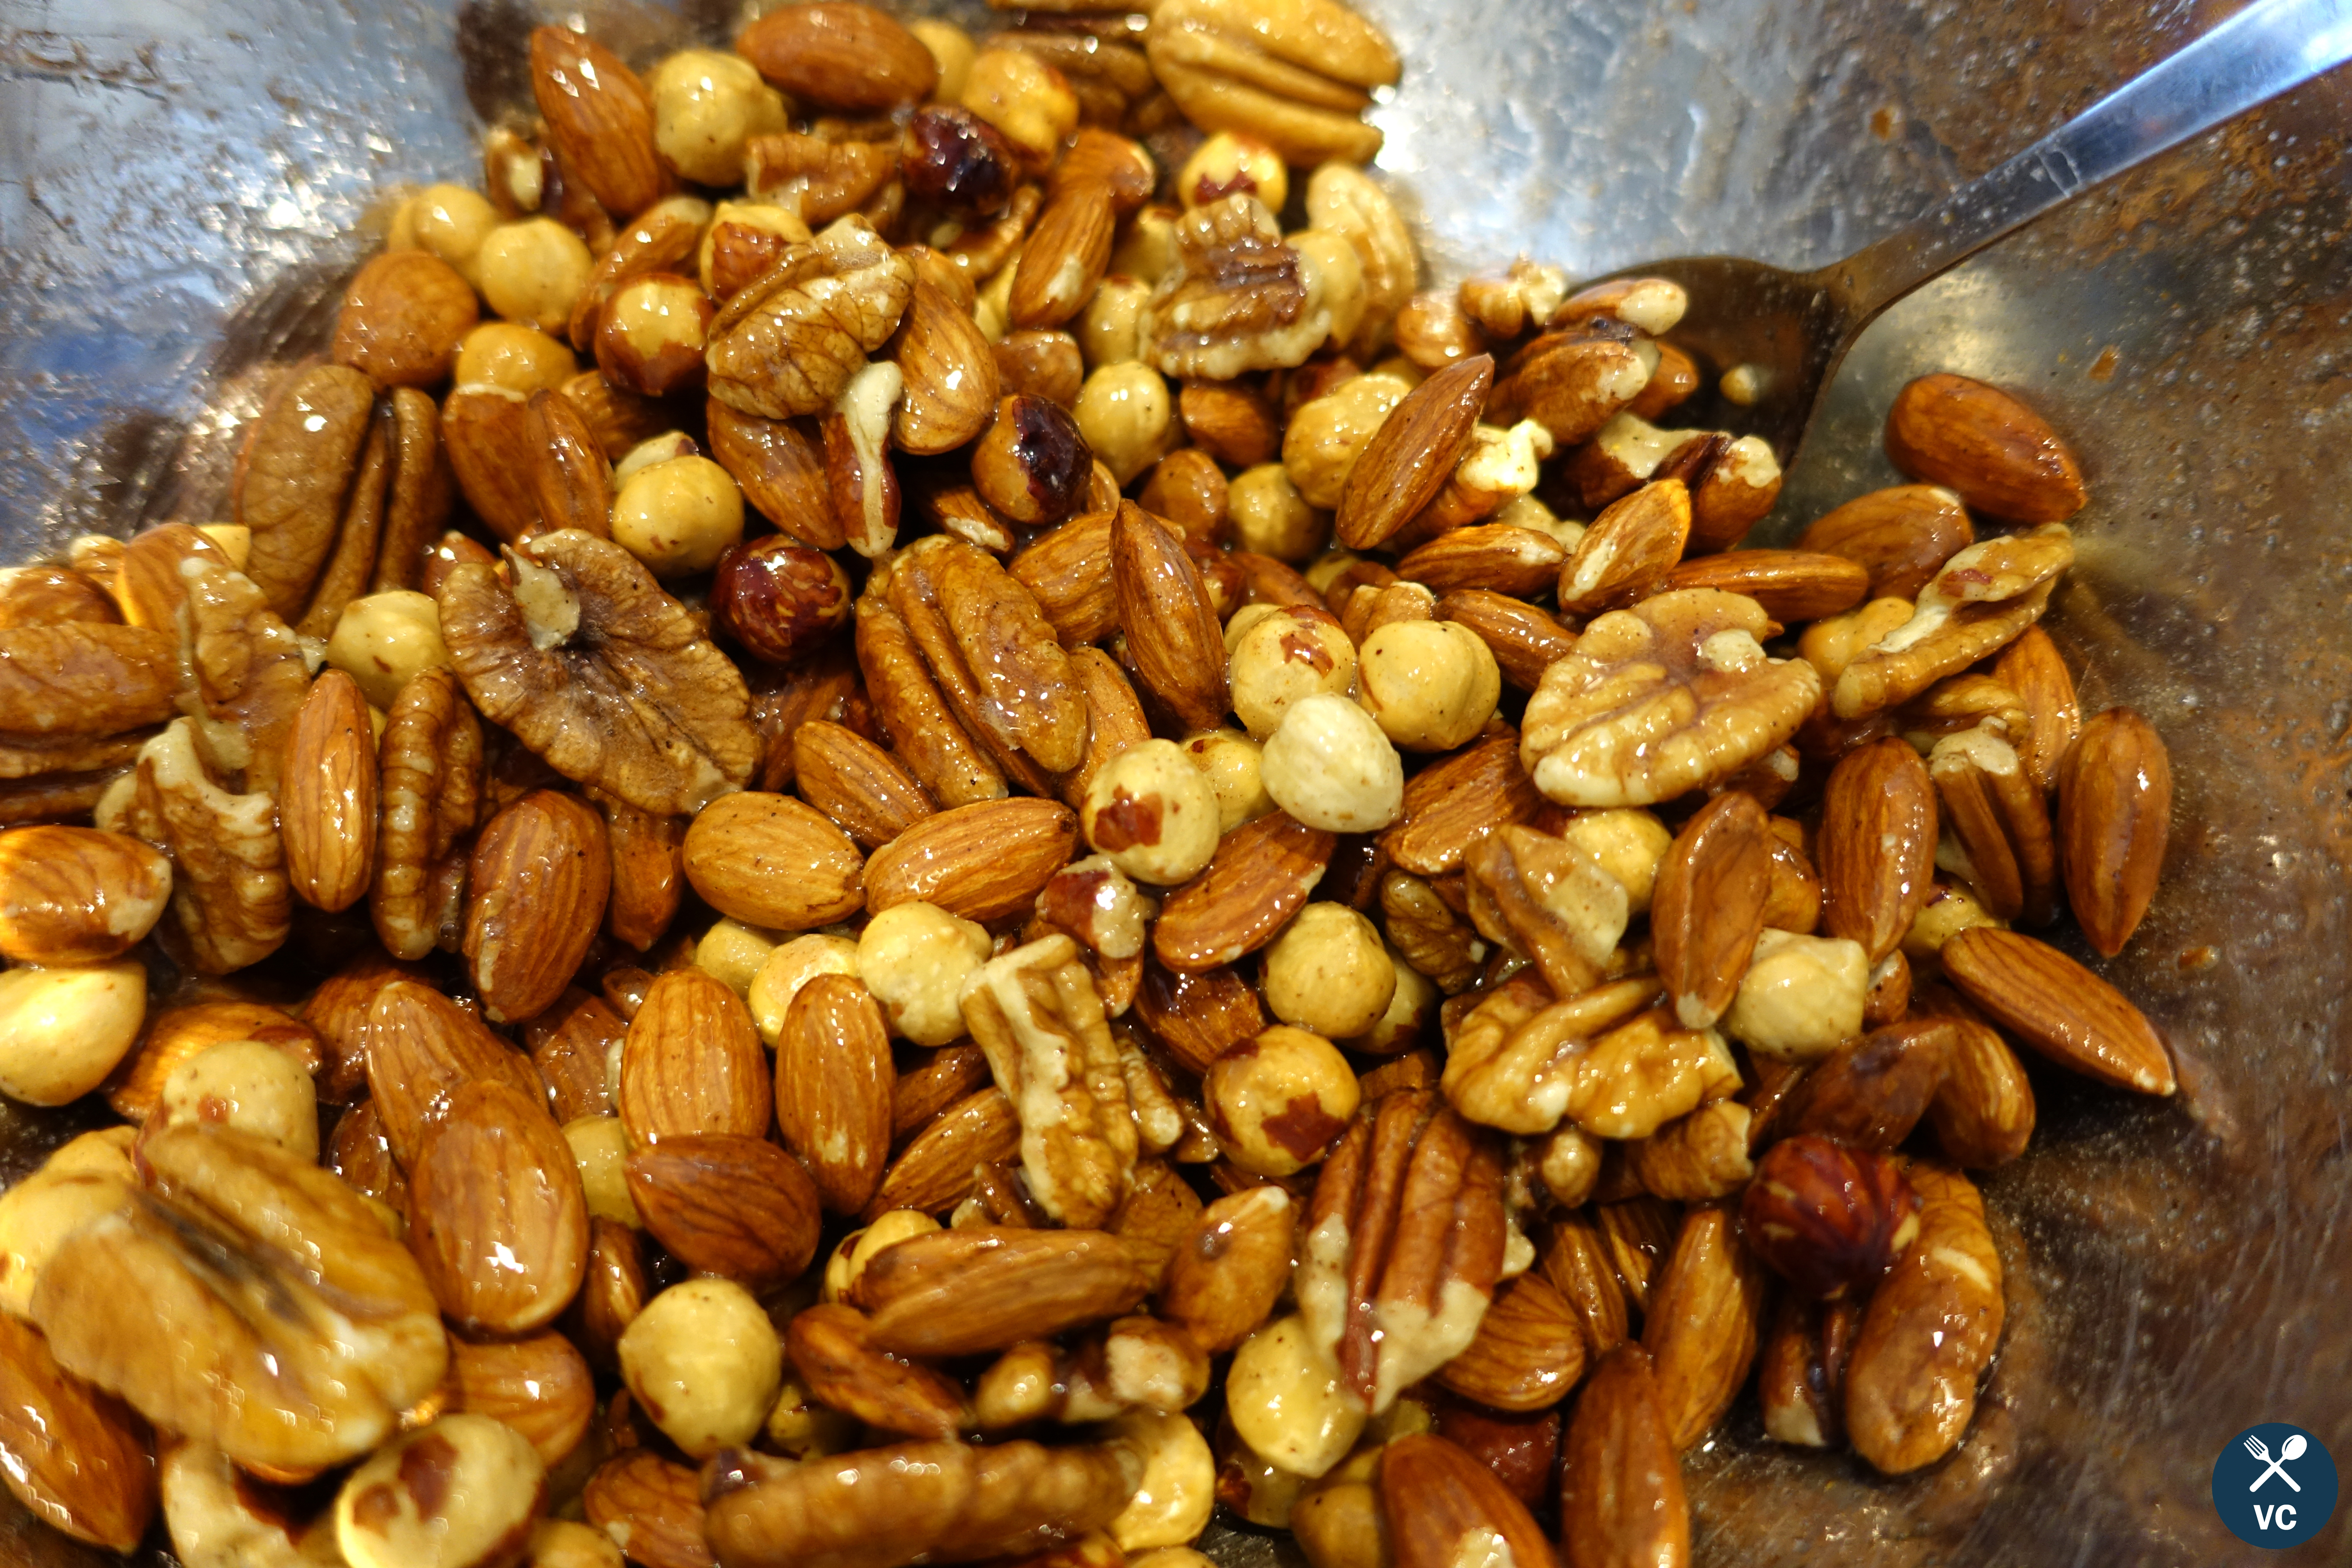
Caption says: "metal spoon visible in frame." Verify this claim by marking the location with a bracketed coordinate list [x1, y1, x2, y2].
[1605, 0, 2352, 469]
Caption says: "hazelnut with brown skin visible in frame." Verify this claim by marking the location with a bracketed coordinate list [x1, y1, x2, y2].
[1204, 1025, 1361, 1177]
[712, 537, 852, 665]
[900, 105, 1017, 212]
[971, 395, 1094, 526]
[1739, 1134, 1922, 1300]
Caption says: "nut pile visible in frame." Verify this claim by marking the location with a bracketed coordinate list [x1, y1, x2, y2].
[0, 3, 2180, 1567]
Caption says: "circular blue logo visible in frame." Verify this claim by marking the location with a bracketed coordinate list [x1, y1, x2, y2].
[2212, 1424, 2338, 1549]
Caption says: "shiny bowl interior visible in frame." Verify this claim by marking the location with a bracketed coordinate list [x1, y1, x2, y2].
[1, 0, 2348, 1563]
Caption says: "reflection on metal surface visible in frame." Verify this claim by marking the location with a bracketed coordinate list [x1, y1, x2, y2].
[0, 0, 2348, 1562]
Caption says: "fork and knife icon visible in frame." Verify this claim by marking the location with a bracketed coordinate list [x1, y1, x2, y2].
[2245, 1433, 2307, 1492]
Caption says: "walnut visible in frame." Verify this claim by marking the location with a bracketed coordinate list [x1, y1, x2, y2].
[439, 530, 757, 816]
[1141, 195, 1333, 381]
[370, 667, 483, 962]
[1521, 588, 1822, 808]
[706, 216, 917, 420]
[1831, 526, 2070, 719]
[98, 719, 290, 974]
[174, 563, 312, 798]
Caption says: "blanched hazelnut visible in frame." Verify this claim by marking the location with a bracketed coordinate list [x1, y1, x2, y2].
[973, 394, 1095, 524]
[1080, 276, 1152, 370]
[0, 961, 144, 1107]
[1558, 809, 1674, 915]
[1082, 739, 1222, 887]
[1132, 1553, 1218, 1568]
[42, 1127, 136, 1178]
[765, 1369, 861, 1459]
[411, 183, 500, 285]
[1261, 693, 1404, 834]
[856, 902, 990, 1045]
[618, 1277, 783, 1458]
[564, 1116, 642, 1226]
[1074, 363, 1174, 486]
[650, 49, 787, 187]
[596, 273, 713, 398]
[713, 536, 854, 665]
[1228, 463, 1328, 563]
[908, 21, 977, 103]
[1109, 1409, 1216, 1552]
[975, 254, 1018, 343]
[1724, 928, 1870, 1061]
[699, 201, 813, 300]
[1228, 607, 1358, 741]
[158, 1039, 320, 1160]
[610, 454, 744, 576]
[326, 590, 453, 710]
[1204, 1025, 1361, 1177]
[961, 48, 1080, 167]
[821, 1208, 941, 1302]
[1355, 619, 1501, 752]
[334, 1414, 545, 1568]
[1283, 372, 1412, 510]
[695, 917, 781, 997]
[1226, 1314, 1366, 1478]
[1180, 730, 1275, 833]
[612, 431, 701, 487]
[1344, 946, 1437, 1055]
[749, 933, 861, 1047]
[1289, 231, 1367, 358]
[0, 1167, 132, 1317]
[1902, 881, 2006, 958]
[1177, 132, 1288, 213]
[477, 218, 594, 335]
[527, 1519, 625, 1568]
[453, 322, 577, 395]
[1263, 904, 1395, 1039]
[1037, 855, 1154, 961]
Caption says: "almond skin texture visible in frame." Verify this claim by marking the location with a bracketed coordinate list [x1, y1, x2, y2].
[1660, 549, 1870, 623]
[1153, 811, 1336, 972]
[1843, 1160, 2003, 1474]
[1337, 355, 1494, 550]
[1991, 623, 2080, 793]
[1816, 738, 1937, 964]
[408, 1078, 590, 1335]
[2057, 706, 2171, 956]
[620, 968, 775, 1143]
[776, 973, 895, 1214]
[1379, 1432, 1559, 1568]
[1558, 1344, 1688, 1568]
[865, 1085, 1020, 1220]
[0, 1315, 156, 1553]
[465, 788, 610, 1023]
[0, 824, 171, 965]
[1112, 500, 1229, 732]
[365, 979, 547, 1166]
[1434, 1271, 1587, 1414]
[1796, 482, 1974, 601]
[1883, 373, 2087, 522]
[1940, 927, 2177, 1095]
[625, 1133, 822, 1287]
[279, 670, 379, 913]
[851, 1226, 1150, 1356]
[1651, 790, 1771, 1030]
[1156, 1184, 1294, 1352]
[683, 791, 866, 930]
[530, 25, 670, 218]
[332, 249, 479, 389]
[787, 1302, 971, 1440]
[736, 1, 939, 110]
[583, 1450, 712, 1568]
[794, 720, 937, 848]
[862, 797, 1079, 923]
[1377, 729, 1545, 879]
[443, 1330, 596, 1467]
[1640, 1204, 1767, 1451]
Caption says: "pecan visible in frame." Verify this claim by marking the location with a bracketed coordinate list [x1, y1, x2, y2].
[892, 535, 1090, 777]
[1146, 0, 1398, 166]
[1141, 196, 1334, 380]
[1439, 974, 1662, 1135]
[294, 407, 390, 638]
[367, 666, 481, 961]
[174, 560, 312, 797]
[706, 219, 916, 420]
[232, 362, 377, 619]
[440, 530, 757, 815]
[747, 131, 897, 227]
[1379, 870, 1485, 993]
[1931, 726, 2057, 925]
[852, 1226, 1152, 1356]
[98, 720, 289, 974]
[0, 1315, 155, 1552]
[0, 563, 117, 631]
[1464, 826, 1629, 999]
[788, 1302, 971, 1441]
[856, 591, 1009, 807]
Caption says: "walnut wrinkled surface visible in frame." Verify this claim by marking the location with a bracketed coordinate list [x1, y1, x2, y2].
[98, 718, 289, 974]
[1142, 195, 1332, 381]
[439, 529, 757, 816]
[705, 216, 917, 420]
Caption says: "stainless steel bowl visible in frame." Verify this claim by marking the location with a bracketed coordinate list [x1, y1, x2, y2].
[2, 1, 2347, 1562]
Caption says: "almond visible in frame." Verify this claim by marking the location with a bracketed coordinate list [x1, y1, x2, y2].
[1913, 985, 2037, 1167]
[1940, 927, 2175, 1095]
[440, 384, 541, 544]
[1494, 331, 1651, 446]
[1156, 1184, 1293, 1353]
[890, 1043, 993, 1142]
[1843, 1159, 2003, 1474]
[619, 968, 774, 1143]
[583, 1450, 714, 1568]
[1179, 380, 1280, 469]
[865, 1085, 1020, 1220]
[1394, 523, 1566, 598]
[709, 402, 843, 549]
[1557, 478, 1691, 617]
[1660, 548, 1870, 622]
[0, 1315, 155, 1553]
[1990, 625, 2079, 794]
[1013, 509, 1119, 647]
[600, 793, 687, 953]
[571, 1218, 647, 1374]
[777, 973, 894, 1215]
[1650, 790, 1772, 1029]
[444, 1329, 595, 1466]
[1059, 646, 1152, 812]
[1011, 184, 1116, 330]
[1336, 355, 1493, 550]
[364, 980, 545, 1164]
[303, 947, 430, 1104]
[1538, 1214, 1630, 1358]
[332, 250, 479, 389]
[408, 1078, 589, 1335]
[1797, 483, 1974, 600]
[1112, 501, 1229, 732]
[275, 671, 379, 914]
[1378, 1432, 1559, 1568]
[787, 1302, 971, 1441]
[891, 274, 1001, 454]
[851, 1225, 1149, 1356]
[1640, 1204, 1766, 1450]
[1558, 1344, 1687, 1568]
[522, 985, 627, 1122]
[1883, 373, 2086, 522]
[682, 790, 866, 931]
[793, 720, 937, 849]
[1433, 1271, 1586, 1414]
[2057, 706, 2170, 956]
[1816, 737, 1937, 964]
[0, 824, 170, 965]
[1435, 588, 1579, 692]
[1132, 957, 1268, 1075]
[863, 796, 1079, 923]
[625, 1133, 822, 1287]
[529, 25, 670, 218]
[524, 385, 614, 538]
[735, 1, 939, 111]
[1376, 729, 1544, 879]
[1152, 811, 1336, 972]
[463, 788, 609, 1025]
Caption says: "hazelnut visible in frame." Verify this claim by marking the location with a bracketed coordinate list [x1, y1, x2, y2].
[712, 536, 853, 665]
[748, 933, 862, 1048]
[1283, 371, 1413, 510]
[1073, 363, 1174, 487]
[1740, 1135, 1921, 1300]
[1228, 606, 1357, 741]
[1228, 463, 1328, 562]
[0, 1166, 134, 1317]
[325, 590, 454, 710]
[695, 917, 781, 996]
[157, 1039, 321, 1160]
[610, 454, 745, 576]
[1354, 619, 1501, 753]
[595, 273, 713, 399]
[1226, 1314, 1366, 1478]
[649, 49, 787, 187]
[453, 322, 578, 395]
[856, 901, 990, 1046]
[1344, 946, 1437, 1055]
[0, 961, 145, 1106]
[1723, 928, 1870, 1061]
[1289, 231, 1368, 357]
[1558, 809, 1674, 916]
[1177, 132, 1289, 213]
[1263, 904, 1396, 1039]
[564, 1115, 641, 1227]
[960, 48, 1080, 168]
[972, 394, 1095, 525]
[1179, 729, 1276, 833]
[1204, 1025, 1361, 1177]
[411, 182, 500, 285]
[527, 1519, 625, 1568]
[1109, 1409, 1217, 1551]
[1902, 881, 2006, 958]
[334, 1414, 546, 1568]
[699, 201, 814, 301]
[477, 218, 594, 335]
[900, 105, 1017, 213]
[612, 430, 701, 487]
[907, 21, 977, 102]
[1082, 738, 1222, 887]
[765, 1369, 860, 1459]
[1036, 855, 1154, 961]
[1080, 276, 1153, 371]
[821, 1208, 941, 1303]
[618, 1277, 784, 1458]
[1260, 693, 1404, 834]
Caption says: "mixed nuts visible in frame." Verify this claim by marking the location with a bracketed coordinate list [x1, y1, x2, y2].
[0, 3, 2181, 1567]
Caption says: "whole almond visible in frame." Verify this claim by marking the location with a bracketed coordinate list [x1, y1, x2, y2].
[1180, 380, 1280, 469]
[851, 1226, 1150, 1356]
[1776, 1016, 1955, 1150]
[1913, 987, 2037, 1167]
[735, 1, 939, 110]
[1539, 1214, 1630, 1357]
[1843, 1160, 2003, 1474]
[1940, 927, 2176, 1095]
[1557, 478, 1694, 616]
[619, 968, 774, 1143]
[866, 1085, 1020, 1220]
[278, 671, 379, 913]
[1817, 738, 1937, 963]
[788, 1302, 971, 1440]
[571, 1218, 647, 1374]
[303, 948, 429, 1103]
[683, 791, 866, 931]
[2058, 706, 2171, 956]
[523, 985, 627, 1122]
[863, 796, 1079, 923]
[891, 275, 1001, 454]
[1012, 509, 1118, 647]
[1152, 811, 1336, 972]
[1883, 373, 2086, 522]
[524, 386, 614, 539]
[583, 1450, 714, 1568]
[1060, 646, 1152, 812]
[1394, 524, 1566, 598]
[1157, 1184, 1293, 1352]
[365, 980, 546, 1165]
[625, 1133, 822, 1287]
[709, 401, 844, 549]
[444, 1329, 595, 1466]
[1661, 549, 1870, 622]
[1113, 1158, 1208, 1288]
[1132, 958, 1268, 1075]
[1434, 1271, 1586, 1413]
[793, 720, 937, 849]
[1011, 184, 1116, 330]
[600, 793, 686, 953]
[332, 250, 478, 389]
[1640, 1204, 1766, 1451]
[1377, 729, 1545, 879]
[1111, 500, 1229, 732]
[1991, 623, 2080, 793]
[1558, 1344, 1687, 1568]
[408, 1078, 589, 1335]
[1651, 790, 1771, 1029]
[777, 973, 894, 1215]
[1336, 355, 1494, 550]
[530, 25, 670, 218]
[0, 1316, 155, 1553]
[891, 1043, 992, 1142]
[465, 788, 610, 1024]
[1379, 1432, 1559, 1568]
[1436, 588, 1579, 691]
[0, 824, 170, 965]
[1797, 483, 1975, 601]
[440, 384, 541, 544]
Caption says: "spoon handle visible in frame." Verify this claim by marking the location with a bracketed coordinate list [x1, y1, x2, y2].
[1829, 0, 2352, 324]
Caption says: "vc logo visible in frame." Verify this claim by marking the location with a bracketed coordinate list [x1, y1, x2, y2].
[2212, 1424, 2338, 1549]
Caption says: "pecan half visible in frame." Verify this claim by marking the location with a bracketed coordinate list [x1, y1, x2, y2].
[368, 667, 481, 961]
[232, 362, 377, 619]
